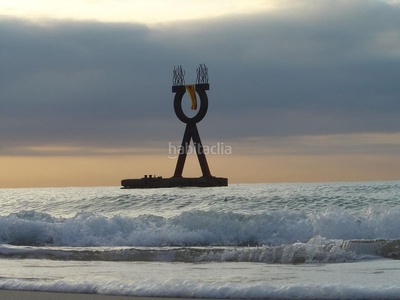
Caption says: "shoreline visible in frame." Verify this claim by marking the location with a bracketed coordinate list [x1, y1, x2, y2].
[0, 290, 327, 300]
[0, 290, 132, 300]
[0, 290, 218, 300]
[0, 290, 331, 300]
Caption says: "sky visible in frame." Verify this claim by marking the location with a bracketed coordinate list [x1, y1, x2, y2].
[1, 0, 400, 187]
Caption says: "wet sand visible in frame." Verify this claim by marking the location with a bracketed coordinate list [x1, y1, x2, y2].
[0, 290, 189, 300]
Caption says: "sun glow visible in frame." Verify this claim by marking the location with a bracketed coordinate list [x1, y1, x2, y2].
[1, 0, 277, 24]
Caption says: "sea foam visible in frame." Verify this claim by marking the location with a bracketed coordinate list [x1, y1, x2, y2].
[2, 278, 400, 299]
[1, 208, 400, 263]
[1, 208, 400, 247]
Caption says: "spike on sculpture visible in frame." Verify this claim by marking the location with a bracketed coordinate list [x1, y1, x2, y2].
[121, 64, 228, 188]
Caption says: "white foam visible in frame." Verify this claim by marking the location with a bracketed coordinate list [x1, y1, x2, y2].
[1, 254, 400, 299]
[2, 277, 400, 299]
[1, 207, 400, 249]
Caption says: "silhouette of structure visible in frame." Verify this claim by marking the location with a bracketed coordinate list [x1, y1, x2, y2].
[121, 64, 228, 189]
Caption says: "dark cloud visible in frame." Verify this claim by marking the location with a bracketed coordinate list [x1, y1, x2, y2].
[1, 0, 400, 155]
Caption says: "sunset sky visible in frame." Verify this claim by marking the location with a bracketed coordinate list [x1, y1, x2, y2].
[1, 0, 400, 188]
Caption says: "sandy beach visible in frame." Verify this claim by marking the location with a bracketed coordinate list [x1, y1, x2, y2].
[0, 290, 206, 300]
[0, 290, 133, 300]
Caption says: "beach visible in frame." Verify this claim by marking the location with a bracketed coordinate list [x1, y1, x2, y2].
[0, 290, 146, 300]
[0, 291, 228, 300]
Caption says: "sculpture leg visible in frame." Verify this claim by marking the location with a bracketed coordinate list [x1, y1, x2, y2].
[173, 124, 191, 178]
[191, 124, 212, 178]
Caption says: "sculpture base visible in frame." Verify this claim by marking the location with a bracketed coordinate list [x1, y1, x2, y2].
[121, 176, 228, 189]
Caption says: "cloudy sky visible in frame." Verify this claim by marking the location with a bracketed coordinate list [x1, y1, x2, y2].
[1, 0, 400, 187]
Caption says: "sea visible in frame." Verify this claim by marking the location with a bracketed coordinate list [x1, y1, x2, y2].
[1, 181, 400, 299]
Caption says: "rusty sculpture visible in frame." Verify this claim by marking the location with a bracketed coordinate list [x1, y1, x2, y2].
[172, 64, 211, 178]
[121, 64, 227, 188]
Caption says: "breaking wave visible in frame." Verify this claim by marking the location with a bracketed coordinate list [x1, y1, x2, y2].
[1, 208, 400, 263]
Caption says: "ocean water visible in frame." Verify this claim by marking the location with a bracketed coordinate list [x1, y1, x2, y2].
[1, 181, 400, 299]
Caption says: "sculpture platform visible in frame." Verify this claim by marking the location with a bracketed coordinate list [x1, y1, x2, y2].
[121, 176, 228, 189]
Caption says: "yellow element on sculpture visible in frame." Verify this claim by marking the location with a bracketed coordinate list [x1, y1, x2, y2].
[185, 85, 197, 110]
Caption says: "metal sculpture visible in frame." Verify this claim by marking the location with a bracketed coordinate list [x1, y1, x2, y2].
[121, 64, 227, 188]
[172, 64, 211, 178]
